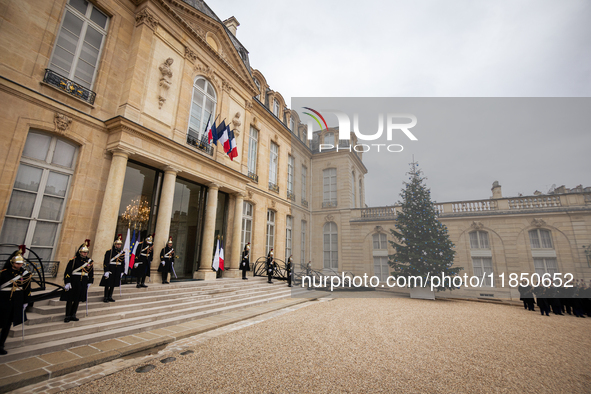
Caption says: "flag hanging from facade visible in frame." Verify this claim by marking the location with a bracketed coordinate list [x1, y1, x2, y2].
[219, 238, 225, 271]
[123, 228, 131, 274]
[218, 123, 230, 153]
[227, 128, 238, 160]
[208, 118, 217, 144]
[212, 239, 220, 271]
[129, 232, 140, 272]
[214, 120, 226, 146]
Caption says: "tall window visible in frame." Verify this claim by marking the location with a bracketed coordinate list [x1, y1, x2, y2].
[0, 132, 78, 261]
[290, 117, 294, 131]
[373, 233, 388, 282]
[472, 258, 494, 286]
[323, 222, 338, 270]
[266, 210, 275, 254]
[323, 168, 337, 206]
[247, 127, 258, 178]
[273, 99, 280, 117]
[324, 132, 335, 145]
[269, 141, 278, 189]
[241, 201, 253, 251]
[351, 171, 356, 208]
[469, 231, 489, 249]
[469, 230, 493, 286]
[529, 229, 553, 249]
[188, 77, 217, 142]
[287, 155, 294, 195]
[285, 216, 292, 261]
[48, 0, 109, 89]
[301, 166, 307, 203]
[529, 229, 558, 275]
[301, 220, 307, 267]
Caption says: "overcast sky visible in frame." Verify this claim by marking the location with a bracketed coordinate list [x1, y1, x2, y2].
[206, 0, 591, 205]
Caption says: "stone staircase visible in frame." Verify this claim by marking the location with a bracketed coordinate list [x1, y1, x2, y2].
[2, 277, 295, 363]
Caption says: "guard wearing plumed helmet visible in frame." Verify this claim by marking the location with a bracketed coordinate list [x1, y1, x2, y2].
[60, 239, 94, 322]
[133, 234, 153, 288]
[0, 245, 32, 355]
[158, 236, 175, 284]
[100, 234, 124, 303]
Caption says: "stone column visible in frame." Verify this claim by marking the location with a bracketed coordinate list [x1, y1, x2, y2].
[92, 149, 129, 259]
[196, 183, 219, 280]
[224, 192, 244, 278]
[152, 166, 179, 275]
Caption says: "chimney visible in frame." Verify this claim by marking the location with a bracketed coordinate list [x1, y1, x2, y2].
[223, 16, 240, 36]
[491, 181, 502, 199]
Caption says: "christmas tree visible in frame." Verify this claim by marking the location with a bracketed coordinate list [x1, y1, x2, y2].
[388, 162, 460, 290]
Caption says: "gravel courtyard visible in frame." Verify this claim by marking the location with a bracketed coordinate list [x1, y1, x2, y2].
[67, 297, 591, 394]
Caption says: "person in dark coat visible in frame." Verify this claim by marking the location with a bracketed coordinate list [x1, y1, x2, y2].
[266, 249, 275, 284]
[60, 239, 94, 322]
[572, 280, 586, 318]
[240, 243, 250, 280]
[133, 234, 153, 288]
[534, 286, 550, 316]
[548, 285, 563, 315]
[286, 255, 293, 287]
[100, 234, 124, 303]
[519, 281, 535, 311]
[0, 245, 32, 355]
[158, 236, 175, 284]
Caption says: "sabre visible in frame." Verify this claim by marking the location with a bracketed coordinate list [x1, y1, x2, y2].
[21, 306, 25, 342]
[86, 285, 89, 317]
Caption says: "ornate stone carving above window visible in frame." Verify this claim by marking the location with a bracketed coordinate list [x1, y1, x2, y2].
[531, 218, 546, 228]
[135, 9, 159, 30]
[54, 113, 72, 134]
[471, 221, 484, 230]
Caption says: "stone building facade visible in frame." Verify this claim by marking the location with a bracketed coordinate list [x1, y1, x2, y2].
[0, 0, 589, 299]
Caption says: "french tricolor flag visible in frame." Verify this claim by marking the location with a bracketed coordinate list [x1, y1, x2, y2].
[208, 119, 217, 144]
[227, 129, 238, 161]
[218, 124, 230, 153]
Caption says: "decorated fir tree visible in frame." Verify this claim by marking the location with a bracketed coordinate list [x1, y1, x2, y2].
[388, 162, 460, 290]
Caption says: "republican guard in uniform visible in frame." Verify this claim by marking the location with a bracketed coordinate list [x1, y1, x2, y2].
[100, 235, 124, 303]
[286, 255, 293, 287]
[61, 239, 94, 322]
[240, 243, 250, 280]
[266, 249, 275, 284]
[0, 245, 32, 355]
[133, 234, 153, 288]
[159, 236, 175, 284]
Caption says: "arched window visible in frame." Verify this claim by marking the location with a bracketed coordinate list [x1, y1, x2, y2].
[0, 131, 78, 261]
[372, 233, 388, 281]
[323, 222, 338, 270]
[266, 210, 275, 254]
[188, 77, 216, 143]
[469, 231, 493, 286]
[529, 229, 558, 274]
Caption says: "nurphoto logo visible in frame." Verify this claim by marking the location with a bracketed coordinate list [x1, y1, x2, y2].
[301, 107, 418, 153]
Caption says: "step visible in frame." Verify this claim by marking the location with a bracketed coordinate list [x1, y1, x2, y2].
[0, 288, 293, 363]
[6, 287, 292, 346]
[13, 286, 289, 335]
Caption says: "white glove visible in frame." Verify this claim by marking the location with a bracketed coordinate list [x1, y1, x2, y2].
[121, 272, 124, 278]
[64, 283, 72, 291]
[242, 262, 245, 266]
[104, 272, 110, 279]
[87, 283, 91, 289]
[161, 261, 165, 265]
[134, 263, 138, 268]
[23, 303, 28, 310]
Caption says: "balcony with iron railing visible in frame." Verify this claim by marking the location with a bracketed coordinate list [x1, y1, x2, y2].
[186, 128, 214, 156]
[322, 201, 338, 208]
[301, 198, 309, 208]
[247, 171, 258, 183]
[269, 182, 279, 193]
[287, 190, 296, 202]
[43, 69, 96, 105]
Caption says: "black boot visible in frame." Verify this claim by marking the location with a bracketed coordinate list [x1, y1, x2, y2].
[107, 287, 115, 302]
[70, 302, 79, 321]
